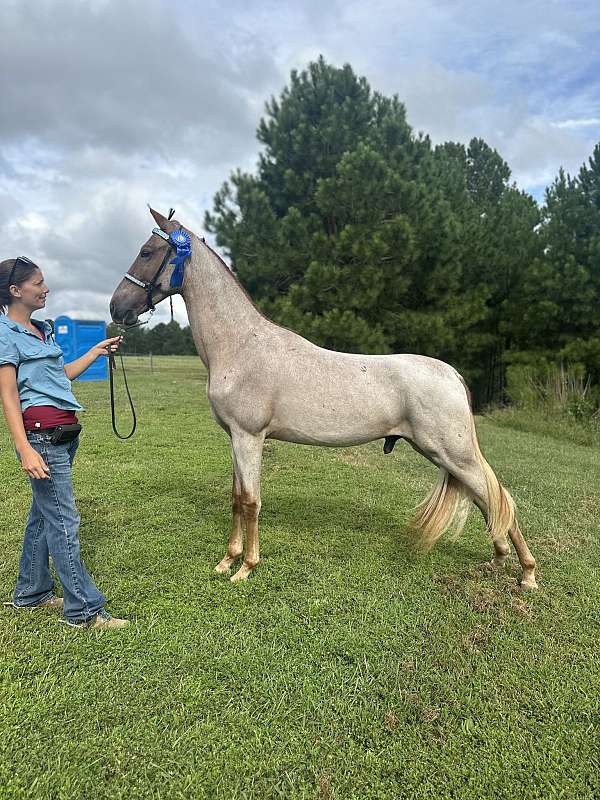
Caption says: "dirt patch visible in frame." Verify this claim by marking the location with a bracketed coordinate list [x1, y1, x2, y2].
[433, 570, 534, 621]
[433, 573, 463, 595]
[468, 587, 502, 614]
[421, 707, 441, 723]
[509, 597, 532, 618]
[463, 624, 492, 651]
[384, 710, 399, 731]
[318, 775, 332, 800]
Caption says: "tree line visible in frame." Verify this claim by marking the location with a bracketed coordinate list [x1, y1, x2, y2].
[201, 57, 600, 408]
[106, 319, 196, 356]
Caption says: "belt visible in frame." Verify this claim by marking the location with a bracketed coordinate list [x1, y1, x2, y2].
[27, 425, 82, 436]
[27, 423, 82, 445]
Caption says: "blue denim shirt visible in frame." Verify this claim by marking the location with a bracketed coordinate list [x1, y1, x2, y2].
[0, 315, 83, 412]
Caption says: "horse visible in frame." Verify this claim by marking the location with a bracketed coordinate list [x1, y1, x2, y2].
[109, 208, 537, 589]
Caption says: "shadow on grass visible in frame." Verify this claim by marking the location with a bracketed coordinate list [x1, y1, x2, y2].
[75, 461, 527, 600]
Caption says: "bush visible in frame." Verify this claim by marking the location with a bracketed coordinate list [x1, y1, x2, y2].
[506, 360, 600, 422]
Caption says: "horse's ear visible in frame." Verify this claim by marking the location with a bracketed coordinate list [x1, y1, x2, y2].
[148, 206, 177, 231]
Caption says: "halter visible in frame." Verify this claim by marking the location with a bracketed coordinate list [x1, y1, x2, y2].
[123, 226, 174, 313]
[123, 209, 192, 314]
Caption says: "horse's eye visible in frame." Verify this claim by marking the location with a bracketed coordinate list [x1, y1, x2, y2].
[140, 250, 152, 259]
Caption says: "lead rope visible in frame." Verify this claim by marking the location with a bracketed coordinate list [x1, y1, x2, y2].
[108, 348, 137, 439]
[110, 206, 177, 438]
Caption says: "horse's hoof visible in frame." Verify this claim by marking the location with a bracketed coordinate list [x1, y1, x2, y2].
[230, 565, 253, 583]
[519, 578, 539, 591]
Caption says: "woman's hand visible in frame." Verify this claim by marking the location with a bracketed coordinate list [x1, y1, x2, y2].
[91, 336, 124, 359]
[64, 335, 125, 380]
[19, 444, 50, 480]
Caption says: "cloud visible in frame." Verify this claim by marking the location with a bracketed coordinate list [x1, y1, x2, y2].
[0, 0, 599, 328]
[344, 1, 600, 190]
[552, 118, 600, 129]
[0, 0, 279, 162]
[0, 0, 286, 326]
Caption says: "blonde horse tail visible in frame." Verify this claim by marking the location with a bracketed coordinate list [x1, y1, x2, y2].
[410, 406, 515, 552]
[469, 412, 515, 544]
[409, 468, 471, 552]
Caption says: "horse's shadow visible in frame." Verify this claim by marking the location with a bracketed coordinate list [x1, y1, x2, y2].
[75, 475, 495, 586]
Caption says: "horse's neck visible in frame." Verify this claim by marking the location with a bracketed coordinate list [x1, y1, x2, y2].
[182, 242, 263, 370]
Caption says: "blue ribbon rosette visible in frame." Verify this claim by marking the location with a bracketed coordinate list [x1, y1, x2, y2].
[169, 228, 191, 287]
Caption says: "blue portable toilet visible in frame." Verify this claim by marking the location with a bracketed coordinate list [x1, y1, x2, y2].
[54, 315, 108, 381]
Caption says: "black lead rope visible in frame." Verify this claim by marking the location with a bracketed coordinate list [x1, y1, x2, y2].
[108, 303, 173, 439]
[108, 348, 137, 439]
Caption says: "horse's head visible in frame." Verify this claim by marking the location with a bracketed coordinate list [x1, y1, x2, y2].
[110, 207, 187, 327]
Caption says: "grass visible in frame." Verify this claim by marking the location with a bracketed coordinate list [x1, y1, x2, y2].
[1, 355, 599, 800]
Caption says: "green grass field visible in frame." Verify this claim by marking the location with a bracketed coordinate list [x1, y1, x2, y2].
[1, 355, 599, 800]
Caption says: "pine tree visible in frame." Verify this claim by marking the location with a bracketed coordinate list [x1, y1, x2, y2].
[205, 57, 548, 405]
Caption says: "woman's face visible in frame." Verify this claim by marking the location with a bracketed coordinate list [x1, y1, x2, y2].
[11, 268, 49, 311]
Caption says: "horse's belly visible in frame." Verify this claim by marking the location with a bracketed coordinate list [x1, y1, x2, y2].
[267, 398, 404, 446]
[268, 426, 383, 447]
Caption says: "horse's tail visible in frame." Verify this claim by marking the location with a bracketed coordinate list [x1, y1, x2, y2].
[469, 412, 516, 544]
[409, 401, 515, 552]
[409, 469, 471, 551]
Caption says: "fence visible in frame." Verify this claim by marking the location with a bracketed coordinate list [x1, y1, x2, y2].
[111, 353, 207, 379]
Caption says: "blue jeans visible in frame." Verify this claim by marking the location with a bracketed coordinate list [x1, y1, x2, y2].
[13, 432, 106, 623]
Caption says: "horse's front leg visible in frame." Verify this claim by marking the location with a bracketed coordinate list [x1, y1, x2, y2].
[214, 466, 244, 574]
[229, 430, 264, 583]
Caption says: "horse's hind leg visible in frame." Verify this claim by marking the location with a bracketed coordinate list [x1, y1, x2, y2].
[470, 499, 536, 585]
[215, 468, 244, 574]
[507, 520, 537, 589]
[467, 495, 510, 569]
[447, 458, 537, 589]
[491, 532, 511, 569]
[408, 382, 536, 589]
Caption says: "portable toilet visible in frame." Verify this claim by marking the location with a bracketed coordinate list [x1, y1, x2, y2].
[54, 315, 108, 381]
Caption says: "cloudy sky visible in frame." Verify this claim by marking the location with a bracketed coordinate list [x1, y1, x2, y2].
[1, 0, 599, 327]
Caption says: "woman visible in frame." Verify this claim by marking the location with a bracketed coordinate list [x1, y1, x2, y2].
[0, 255, 127, 630]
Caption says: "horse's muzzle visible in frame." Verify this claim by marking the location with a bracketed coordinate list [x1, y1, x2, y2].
[110, 301, 138, 327]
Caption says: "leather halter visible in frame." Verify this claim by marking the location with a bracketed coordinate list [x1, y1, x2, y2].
[123, 227, 174, 313]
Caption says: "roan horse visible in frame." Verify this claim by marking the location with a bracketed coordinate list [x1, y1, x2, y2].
[109, 208, 537, 589]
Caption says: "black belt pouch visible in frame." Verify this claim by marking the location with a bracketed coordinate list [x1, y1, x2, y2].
[50, 424, 82, 445]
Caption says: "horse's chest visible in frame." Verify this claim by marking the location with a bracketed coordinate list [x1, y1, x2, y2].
[207, 375, 239, 408]
[207, 400, 231, 434]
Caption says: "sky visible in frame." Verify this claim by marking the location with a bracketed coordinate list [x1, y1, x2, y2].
[1, 0, 599, 327]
